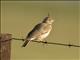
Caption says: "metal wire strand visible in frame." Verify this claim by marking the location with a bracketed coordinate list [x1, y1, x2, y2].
[0, 37, 80, 48]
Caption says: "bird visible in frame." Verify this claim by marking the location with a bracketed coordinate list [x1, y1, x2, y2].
[22, 14, 54, 47]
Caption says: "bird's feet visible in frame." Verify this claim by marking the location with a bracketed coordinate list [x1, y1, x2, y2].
[42, 40, 48, 47]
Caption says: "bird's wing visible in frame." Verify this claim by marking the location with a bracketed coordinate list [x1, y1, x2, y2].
[26, 23, 51, 40]
[26, 23, 43, 40]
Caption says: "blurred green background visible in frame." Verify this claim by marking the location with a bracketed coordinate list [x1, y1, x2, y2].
[1, 1, 80, 60]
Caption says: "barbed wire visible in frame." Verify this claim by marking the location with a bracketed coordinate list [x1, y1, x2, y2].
[0, 37, 80, 48]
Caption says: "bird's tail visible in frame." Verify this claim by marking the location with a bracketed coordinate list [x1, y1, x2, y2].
[22, 40, 30, 47]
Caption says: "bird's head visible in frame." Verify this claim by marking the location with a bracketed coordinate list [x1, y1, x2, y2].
[42, 13, 54, 24]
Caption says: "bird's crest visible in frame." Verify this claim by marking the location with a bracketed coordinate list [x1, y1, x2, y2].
[42, 13, 51, 23]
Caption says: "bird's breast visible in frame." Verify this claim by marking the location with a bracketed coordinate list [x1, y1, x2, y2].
[38, 29, 51, 41]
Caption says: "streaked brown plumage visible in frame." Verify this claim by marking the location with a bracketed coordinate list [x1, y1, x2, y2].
[22, 14, 54, 47]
